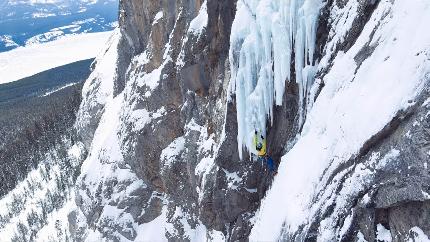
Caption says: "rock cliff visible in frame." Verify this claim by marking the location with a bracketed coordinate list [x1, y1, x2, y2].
[70, 0, 430, 241]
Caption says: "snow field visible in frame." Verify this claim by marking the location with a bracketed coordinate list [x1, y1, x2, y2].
[0, 31, 113, 84]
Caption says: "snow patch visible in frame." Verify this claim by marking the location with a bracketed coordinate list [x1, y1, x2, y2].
[0, 35, 19, 48]
[136, 64, 162, 91]
[32, 12, 56, 18]
[408, 227, 430, 242]
[377, 224, 392, 242]
[222, 169, 242, 190]
[161, 136, 186, 168]
[40, 82, 78, 97]
[188, 1, 208, 36]
[153, 11, 164, 25]
[357, 231, 368, 242]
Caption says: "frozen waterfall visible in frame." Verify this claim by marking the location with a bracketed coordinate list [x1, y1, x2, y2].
[229, 0, 322, 158]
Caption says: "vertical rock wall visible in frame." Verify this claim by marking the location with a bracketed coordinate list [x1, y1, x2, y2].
[73, 0, 430, 241]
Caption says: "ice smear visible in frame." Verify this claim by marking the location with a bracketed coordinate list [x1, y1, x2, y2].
[229, 0, 323, 158]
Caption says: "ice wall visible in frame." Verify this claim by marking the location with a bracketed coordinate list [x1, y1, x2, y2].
[229, 0, 322, 158]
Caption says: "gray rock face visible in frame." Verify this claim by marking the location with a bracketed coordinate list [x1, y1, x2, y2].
[72, 0, 430, 241]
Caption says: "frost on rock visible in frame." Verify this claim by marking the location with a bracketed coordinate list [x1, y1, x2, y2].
[229, 0, 322, 158]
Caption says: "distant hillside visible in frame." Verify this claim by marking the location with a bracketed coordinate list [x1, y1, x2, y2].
[0, 58, 93, 103]
[0, 59, 92, 195]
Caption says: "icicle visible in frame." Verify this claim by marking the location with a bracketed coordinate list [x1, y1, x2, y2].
[229, 0, 322, 159]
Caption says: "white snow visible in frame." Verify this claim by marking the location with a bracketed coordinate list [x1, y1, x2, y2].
[357, 231, 368, 242]
[222, 169, 242, 190]
[25, 30, 65, 45]
[68, 143, 84, 159]
[161, 136, 186, 168]
[72, 18, 97, 26]
[76, 30, 120, 132]
[408, 227, 430, 242]
[377, 224, 392, 242]
[40, 82, 78, 97]
[134, 206, 169, 242]
[76, 82, 156, 240]
[0, 35, 19, 48]
[188, 1, 208, 36]
[250, 0, 430, 240]
[229, 0, 322, 158]
[195, 157, 215, 178]
[165, 206, 208, 241]
[8, 0, 99, 5]
[339, 212, 353, 239]
[421, 191, 430, 199]
[153, 11, 164, 25]
[319, 0, 360, 68]
[51, 24, 81, 31]
[136, 64, 163, 91]
[0, 141, 84, 241]
[72, 29, 183, 241]
[422, 97, 430, 107]
[34, 194, 77, 242]
[32, 12, 56, 18]
[0, 31, 113, 84]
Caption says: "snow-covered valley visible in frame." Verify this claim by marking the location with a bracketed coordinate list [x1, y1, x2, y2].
[0, 31, 112, 84]
[1, 0, 430, 241]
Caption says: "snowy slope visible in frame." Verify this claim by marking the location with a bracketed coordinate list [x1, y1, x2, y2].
[249, 0, 430, 240]
[0, 140, 85, 241]
[0, 31, 113, 84]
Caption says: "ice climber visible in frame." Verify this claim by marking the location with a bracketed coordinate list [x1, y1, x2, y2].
[253, 131, 277, 175]
[253, 130, 266, 157]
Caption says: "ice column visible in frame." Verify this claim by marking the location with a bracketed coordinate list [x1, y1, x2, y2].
[229, 0, 322, 159]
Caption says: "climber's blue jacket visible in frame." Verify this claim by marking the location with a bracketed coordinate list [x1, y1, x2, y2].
[266, 156, 275, 172]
